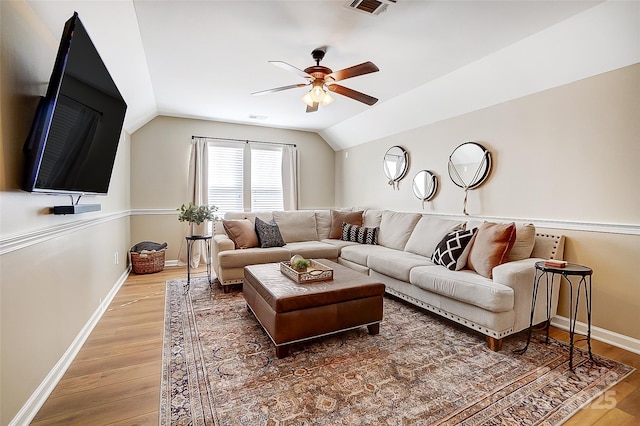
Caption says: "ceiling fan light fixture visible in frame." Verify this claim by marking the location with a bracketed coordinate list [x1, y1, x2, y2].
[321, 91, 335, 106]
[309, 84, 325, 103]
[301, 91, 315, 107]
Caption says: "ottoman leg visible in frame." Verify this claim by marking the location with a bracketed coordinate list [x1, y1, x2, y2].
[275, 344, 290, 358]
[367, 323, 380, 335]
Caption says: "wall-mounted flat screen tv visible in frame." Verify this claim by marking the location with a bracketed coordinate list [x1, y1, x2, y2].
[22, 12, 127, 195]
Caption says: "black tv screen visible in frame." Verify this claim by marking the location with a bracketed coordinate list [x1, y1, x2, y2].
[22, 12, 127, 195]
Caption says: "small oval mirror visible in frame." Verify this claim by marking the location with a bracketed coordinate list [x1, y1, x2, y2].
[448, 142, 491, 189]
[412, 170, 438, 202]
[383, 146, 408, 189]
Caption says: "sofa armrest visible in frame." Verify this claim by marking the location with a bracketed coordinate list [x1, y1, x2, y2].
[212, 234, 235, 272]
[493, 258, 560, 332]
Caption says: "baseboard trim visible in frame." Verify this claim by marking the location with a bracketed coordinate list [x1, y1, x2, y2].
[551, 315, 640, 355]
[9, 268, 131, 426]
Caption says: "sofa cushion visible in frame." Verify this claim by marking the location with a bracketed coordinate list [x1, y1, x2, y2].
[218, 246, 290, 269]
[432, 228, 477, 271]
[285, 241, 339, 259]
[224, 211, 274, 224]
[330, 210, 364, 238]
[342, 223, 378, 245]
[320, 238, 360, 250]
[314, 210, 332, 240]
[222, 219, 259, 249]
[467, 222, 517, 279]
[409, 266, 514, 313]
[273, 210, 318, 242]
[255, 217, 286, 248]
[363, 209, 384, 228]
[340, 244, 397, 266]
[377, 211, 422, 251]
[404, 216, 464, 257]
[508, 223, 536, 261]
[367, 250, 434, 282]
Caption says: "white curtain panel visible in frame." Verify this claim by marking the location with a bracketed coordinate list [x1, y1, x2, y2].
[178, 138, 209, 267]
[282, 145, 299, 211]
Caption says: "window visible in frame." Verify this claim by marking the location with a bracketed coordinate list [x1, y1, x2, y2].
[208, 142, 283, 217]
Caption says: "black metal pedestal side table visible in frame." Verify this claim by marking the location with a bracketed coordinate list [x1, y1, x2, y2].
[515, 261, 594, 370]
[185, 235, 213, 292]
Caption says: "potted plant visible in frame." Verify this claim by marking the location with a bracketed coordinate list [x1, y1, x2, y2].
[290, 255, 311, 272]
[177, 202, 219, 235]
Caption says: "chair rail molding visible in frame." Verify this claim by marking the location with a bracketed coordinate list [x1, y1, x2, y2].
[420, 212, 640, 236]
[0, 211, 129, 255]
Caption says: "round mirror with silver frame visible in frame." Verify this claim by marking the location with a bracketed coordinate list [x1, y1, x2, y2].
[383, 146, 409, 190]
[448, 142, 491, 189]
[412, 170, 438, 206]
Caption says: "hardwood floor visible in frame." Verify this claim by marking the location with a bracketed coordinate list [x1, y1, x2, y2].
[31, 266, 640, 425]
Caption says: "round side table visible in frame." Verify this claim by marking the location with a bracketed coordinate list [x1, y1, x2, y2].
[515, 261, 594, 370]
[185, 234, 213, 292]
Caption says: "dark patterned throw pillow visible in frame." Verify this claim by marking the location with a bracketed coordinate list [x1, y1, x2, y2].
[342, 222, 378, 245]
[432, 228, 477, 271]
[254, 217, 285, 248]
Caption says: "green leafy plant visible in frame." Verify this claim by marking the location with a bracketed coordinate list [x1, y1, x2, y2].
[292, 258, 311, 271]
[177, 203, 218, 225]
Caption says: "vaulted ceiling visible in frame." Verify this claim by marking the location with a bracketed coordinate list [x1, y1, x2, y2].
[25, 1, 637, 150]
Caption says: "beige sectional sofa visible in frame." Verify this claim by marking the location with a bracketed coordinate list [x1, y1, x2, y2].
[212, 209, 565, 350]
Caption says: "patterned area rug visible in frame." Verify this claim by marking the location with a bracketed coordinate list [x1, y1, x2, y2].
[160, 278, 634, 425]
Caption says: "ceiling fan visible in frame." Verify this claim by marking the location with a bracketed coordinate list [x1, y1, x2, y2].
[251, 47, 379, 113]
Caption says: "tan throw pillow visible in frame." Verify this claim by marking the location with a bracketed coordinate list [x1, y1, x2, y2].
[509, 223, 536, 261]
[222, 219, 259, 249]
[329, 210, 364, 239]
[467, 222, 517, 279]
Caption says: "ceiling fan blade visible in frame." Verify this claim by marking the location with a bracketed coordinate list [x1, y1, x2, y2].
[269, 61, 313, 80]
[251, 83, 309, 96]
[327, 84, 378, 106]
[306, 102, 319, 113]
[325, 61, 379, 82]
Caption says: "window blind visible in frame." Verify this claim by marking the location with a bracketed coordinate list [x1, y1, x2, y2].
[251, 147, 283, 211]
[208, 145, 243, 216]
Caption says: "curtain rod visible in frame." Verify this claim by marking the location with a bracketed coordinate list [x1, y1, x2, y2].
[191, 135, 296, 147]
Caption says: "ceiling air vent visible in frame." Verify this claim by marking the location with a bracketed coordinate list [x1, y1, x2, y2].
[345, 0, 396, 16]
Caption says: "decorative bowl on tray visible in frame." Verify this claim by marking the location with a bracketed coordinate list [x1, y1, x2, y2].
[280, 259, 334, 283]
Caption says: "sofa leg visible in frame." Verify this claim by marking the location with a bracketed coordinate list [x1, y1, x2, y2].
[486, 336, 503, 351]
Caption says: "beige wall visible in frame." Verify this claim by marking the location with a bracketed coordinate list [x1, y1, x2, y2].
[130, 116, 335, 260]
[0, 2, 131, 423]
[336, 64, 640, 341]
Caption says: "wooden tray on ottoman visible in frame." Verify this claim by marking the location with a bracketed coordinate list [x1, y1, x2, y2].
[279, 259, 334, 283]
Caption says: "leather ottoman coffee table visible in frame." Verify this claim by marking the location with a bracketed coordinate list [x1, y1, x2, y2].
[243, 259, 385, 358]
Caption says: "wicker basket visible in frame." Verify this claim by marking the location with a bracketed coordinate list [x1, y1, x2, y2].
[131, 250, 166, 274]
